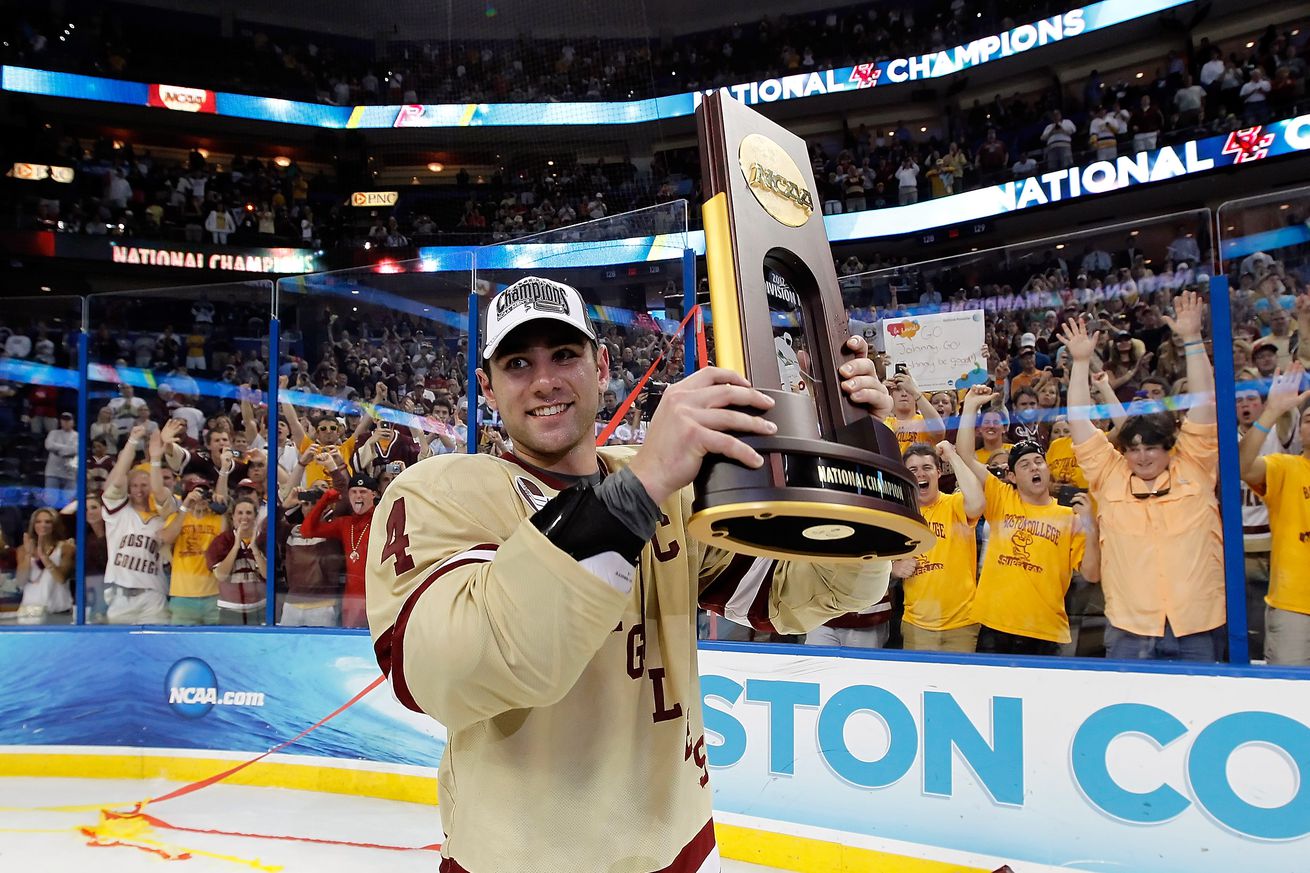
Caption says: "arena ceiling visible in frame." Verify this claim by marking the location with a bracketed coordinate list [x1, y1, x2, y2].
[120, 0, 848, 39]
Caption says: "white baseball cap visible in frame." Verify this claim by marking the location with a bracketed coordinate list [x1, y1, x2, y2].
[482, 276, 596, 361]
[1019, 332, 1037, 350]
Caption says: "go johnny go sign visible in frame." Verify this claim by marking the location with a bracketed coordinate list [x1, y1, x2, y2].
[699, 647, 1310, 872]
[881, 310, 987, 393]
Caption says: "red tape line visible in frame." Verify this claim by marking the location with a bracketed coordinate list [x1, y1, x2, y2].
[595, 304, 702, 446]
[142, 674, 387, 808]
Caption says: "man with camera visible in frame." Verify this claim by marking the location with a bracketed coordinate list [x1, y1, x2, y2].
[160, 471, 227, 625]
[162, 418, 249, 486]
[882, 367, 945, 454]
[1062, 292, 1226, 661]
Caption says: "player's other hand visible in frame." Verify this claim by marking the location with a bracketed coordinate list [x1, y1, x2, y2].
[628, 366, 775, 505]
[839, 335, 893, 418]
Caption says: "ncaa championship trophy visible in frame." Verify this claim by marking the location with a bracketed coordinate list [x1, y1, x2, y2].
[688, 92, 933, 562]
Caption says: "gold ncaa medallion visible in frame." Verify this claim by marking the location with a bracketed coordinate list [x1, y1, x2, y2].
[738, 133, 814, 227]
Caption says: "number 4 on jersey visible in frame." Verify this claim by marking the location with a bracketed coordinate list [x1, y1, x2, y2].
[381, 497, 415, 574]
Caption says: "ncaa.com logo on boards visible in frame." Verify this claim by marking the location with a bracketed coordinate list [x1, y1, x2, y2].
[165, 657, 266, 719]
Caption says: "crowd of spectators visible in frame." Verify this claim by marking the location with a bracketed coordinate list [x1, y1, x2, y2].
[7, 1, 1068, 107]
[808, 25, 1309, 214]
[1, 211, 1309, 664]
[17, 136, 335, 249]
[10, 22, 1303, 255]
[0, 285, 688, 628]
[12, 131, 690, 251]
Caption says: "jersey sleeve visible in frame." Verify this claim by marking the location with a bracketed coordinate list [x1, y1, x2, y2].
[691, 493, 892, 636]
[366, 457, 631, 734]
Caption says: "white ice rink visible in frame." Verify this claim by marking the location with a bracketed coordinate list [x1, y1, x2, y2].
[0, 777, 787, 873]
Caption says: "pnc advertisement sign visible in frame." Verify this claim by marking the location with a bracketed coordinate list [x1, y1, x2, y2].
[147, 83, 217, 113]
[350, 191, 399, 207]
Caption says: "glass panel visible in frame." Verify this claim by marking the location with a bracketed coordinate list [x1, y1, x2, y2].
[475, 201, 692, 450]
[1218, 185, 1310, 669]
[0, 295, 84, 627]
[274, 257, 473, 628]
[85, 282, 274, 627]
[800, 210, 1227, 661]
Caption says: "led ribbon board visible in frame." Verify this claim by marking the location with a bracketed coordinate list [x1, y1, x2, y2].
[414, 115, 1310, 270]
[1, 0, 1189, 129]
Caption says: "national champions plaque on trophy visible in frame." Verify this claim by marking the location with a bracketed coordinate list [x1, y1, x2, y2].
[688, 92, 933, 562]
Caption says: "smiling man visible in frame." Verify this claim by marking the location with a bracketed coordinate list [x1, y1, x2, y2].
[1062, 291, 1226, 662]
[896, 440, 985, 653]
[365, 275, 895, 873]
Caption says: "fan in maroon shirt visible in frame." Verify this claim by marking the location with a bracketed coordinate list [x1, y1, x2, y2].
[300, 472, 377, 628]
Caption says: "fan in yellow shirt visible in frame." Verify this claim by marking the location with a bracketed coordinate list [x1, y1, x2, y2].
[973, 405, 1013, 465]
[160, 476, 227, 625]
[896, 440, 985, 652]
[1045, 417, 1090, 491]
[882, 370, 945, 454]
[957, 386, 1099, 655]
[1239, 363, 1310, 666]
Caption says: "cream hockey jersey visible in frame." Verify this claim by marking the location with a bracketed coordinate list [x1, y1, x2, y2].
[366, 448, 890, 873]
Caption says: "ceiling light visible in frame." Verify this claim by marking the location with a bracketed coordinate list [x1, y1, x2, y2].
[427, 162, 444, 173]
[273, 156, 291, 167]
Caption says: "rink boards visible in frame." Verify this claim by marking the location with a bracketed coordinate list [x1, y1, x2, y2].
[0, 628, 1306, 873]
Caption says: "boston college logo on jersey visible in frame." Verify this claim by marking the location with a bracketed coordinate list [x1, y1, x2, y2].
[514, 477, 550, 513]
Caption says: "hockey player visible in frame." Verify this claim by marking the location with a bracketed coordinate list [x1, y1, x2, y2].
[366, 275, 896, 873]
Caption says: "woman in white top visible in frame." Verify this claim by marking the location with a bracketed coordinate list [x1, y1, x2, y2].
[15, 507, 75, 622]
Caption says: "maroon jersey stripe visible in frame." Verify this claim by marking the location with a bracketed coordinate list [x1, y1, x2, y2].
[374, 544, 499, 714]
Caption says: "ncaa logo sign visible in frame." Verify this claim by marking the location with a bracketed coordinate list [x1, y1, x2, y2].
[165, 657, 266, 719]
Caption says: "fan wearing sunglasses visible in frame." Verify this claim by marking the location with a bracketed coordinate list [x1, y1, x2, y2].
[1062, 290, 1226, 663]
[278, 374, 371, 489]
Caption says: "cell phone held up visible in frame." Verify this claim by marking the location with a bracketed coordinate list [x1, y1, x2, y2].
[1057, 484, 1086, 507]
